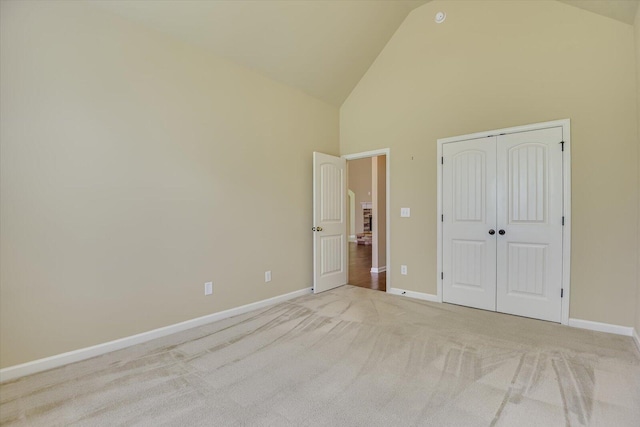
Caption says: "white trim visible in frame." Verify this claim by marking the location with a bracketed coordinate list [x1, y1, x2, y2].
[633, 329, 640, 353]
[437, 119, 572, 144]
[560, 122, 571, 325]
[343, 148, 390, 160]
[361, 202, 372, 209]
[436, 135, 444, 303]
[370, 266, 386, 273]
[436, 119, 571, 324]
[343, 149, 391, 291]
[568, 318, 634, 336]
[0, 287, 312, 383]
[348, 189, 356, 243]
[388, 287, 439, 303]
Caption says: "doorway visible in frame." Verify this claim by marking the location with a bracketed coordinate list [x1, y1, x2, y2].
[345, 152, 389, 292]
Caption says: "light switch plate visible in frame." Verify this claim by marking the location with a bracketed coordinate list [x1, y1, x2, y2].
[401, 208, 411, 217]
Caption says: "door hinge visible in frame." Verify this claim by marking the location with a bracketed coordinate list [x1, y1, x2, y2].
[562, 216, 565, 226]
[441, 214, 444, 222]
[561, 288, 564, 298]
[441, 157, 444, 165]
[560, 141, 565, 151]
[441, 272, 444, 280]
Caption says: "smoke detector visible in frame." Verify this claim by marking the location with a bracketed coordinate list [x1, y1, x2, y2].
[435, 12, 446, 23]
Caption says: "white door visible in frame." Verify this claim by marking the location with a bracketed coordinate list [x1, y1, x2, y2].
[313, 152, 347, 293]
[441, 127, 564, 322]
[442, 137, 497, 311]
[496, 127, 563, 322]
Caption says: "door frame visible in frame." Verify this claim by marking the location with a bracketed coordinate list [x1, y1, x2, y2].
[436, 119, 571, 325]
[348, 189, 356, 242]
[342, 149, 392, 292]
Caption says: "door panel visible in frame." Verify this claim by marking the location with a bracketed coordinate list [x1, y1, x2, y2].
[320, 235, 343, 276]
[313, 152, 347, 293]
[509, 144, 547, 223]
[442, 137, 497, 311]
[507, 243, 547, 297]
[452, 239, 488, 290]
[320, 163, 343, 222]
[496, 127, 563, 322]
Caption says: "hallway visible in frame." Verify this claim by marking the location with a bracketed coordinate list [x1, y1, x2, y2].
[348, 242, 386, 291]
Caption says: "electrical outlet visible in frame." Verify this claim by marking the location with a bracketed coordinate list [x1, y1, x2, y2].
[265, 271, 272, 282]
[401, 208, 411, 217]
[204, 282, 213, 295]
[401, 265, 408, 275]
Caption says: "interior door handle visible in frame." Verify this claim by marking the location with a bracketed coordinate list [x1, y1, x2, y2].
[499, 229, 506, 235]
[488, 229, 495, 235]
[317, 226, 323, 231]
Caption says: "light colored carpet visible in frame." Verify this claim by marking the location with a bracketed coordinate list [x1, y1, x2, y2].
[1, 285, 639, 426]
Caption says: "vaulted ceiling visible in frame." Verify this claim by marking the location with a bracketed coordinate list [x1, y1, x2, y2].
[558, 0, 638, 25]
[89, 0, 639, 106]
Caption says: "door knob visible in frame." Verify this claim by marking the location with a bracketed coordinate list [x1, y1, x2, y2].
[312, 227, 316, 231]
[488, 229, 495, 235]
[499, 229, 506, 235]
[317, 226, 323, 231]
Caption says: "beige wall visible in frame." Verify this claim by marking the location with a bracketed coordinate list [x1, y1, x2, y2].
[341, 0, 638, 327]
[636, 5, 640, 335]
[372, 156, 387, 269]
[0, 1, 338, 368]
[347, 158, 372, 235]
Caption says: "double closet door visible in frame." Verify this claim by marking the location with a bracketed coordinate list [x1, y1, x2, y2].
[442, 127, 564, 323]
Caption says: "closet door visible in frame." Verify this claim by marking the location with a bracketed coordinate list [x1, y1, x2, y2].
[442, 137, 497, 311]
[496, 127, 563, 322]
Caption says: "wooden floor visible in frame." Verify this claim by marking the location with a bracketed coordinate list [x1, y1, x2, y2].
[348, 242, 386, 291]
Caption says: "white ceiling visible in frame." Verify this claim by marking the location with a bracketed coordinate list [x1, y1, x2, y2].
[88, 0, 639, 107]
[558, 0, 638, 25]
[89, 0, 428, 106]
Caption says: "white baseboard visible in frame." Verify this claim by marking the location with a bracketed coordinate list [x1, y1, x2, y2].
[633, 328, 640, 353]
[388, 287, 440, 303]
[0, 287, 312, 383]
[568, 318, 634, 337]
[370, 266, 386, 273]
[348, 235, 356, 242]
